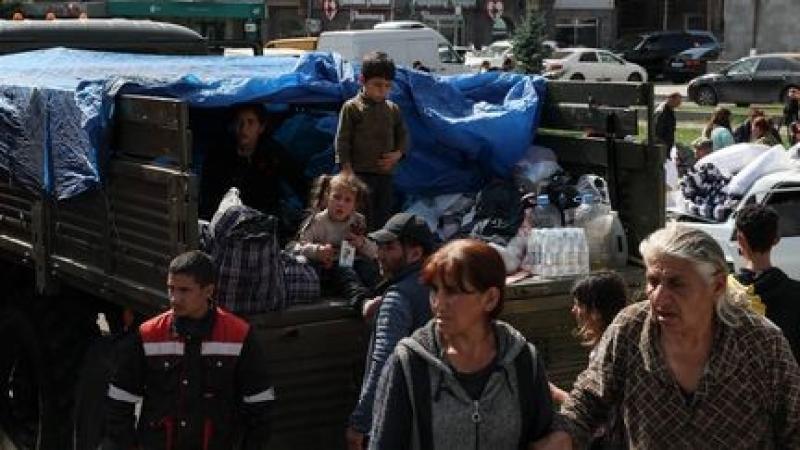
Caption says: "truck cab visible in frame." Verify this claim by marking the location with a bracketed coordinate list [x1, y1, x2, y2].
[671, 170, 800, 278]
[316, 28, 466, 75]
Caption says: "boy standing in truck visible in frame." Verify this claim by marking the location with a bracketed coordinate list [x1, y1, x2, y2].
[335, 51, 408, 231]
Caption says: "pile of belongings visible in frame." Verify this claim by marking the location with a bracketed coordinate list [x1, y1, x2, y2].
[679, 163, 737, 221]
[677, 143, 796, 222]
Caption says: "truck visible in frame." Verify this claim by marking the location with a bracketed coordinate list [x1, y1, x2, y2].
[316, 28, 467, 75]
[0, 41, 663, 450]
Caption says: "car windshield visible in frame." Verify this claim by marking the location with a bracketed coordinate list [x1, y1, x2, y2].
[726, 58, 758, 75]
[613, 35, 644, 52]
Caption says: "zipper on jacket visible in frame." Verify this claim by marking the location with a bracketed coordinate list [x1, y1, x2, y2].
[471, 400, 481, 450]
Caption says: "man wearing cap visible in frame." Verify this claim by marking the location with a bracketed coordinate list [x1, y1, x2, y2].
[345, 213, 435, 450]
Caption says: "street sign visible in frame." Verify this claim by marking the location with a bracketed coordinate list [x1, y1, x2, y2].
[323, 0, 338, 21]
[485, 0, 503, 20]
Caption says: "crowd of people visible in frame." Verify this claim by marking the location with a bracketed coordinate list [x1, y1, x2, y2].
[98, 52, 800, 450]
[655, 88, 800, 177]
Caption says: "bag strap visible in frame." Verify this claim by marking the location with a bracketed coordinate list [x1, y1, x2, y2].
[399, 345, 434, 450]
[515, 343, 536, 450]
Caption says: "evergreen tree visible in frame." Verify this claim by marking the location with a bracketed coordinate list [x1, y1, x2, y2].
[512, 12, 551, 74]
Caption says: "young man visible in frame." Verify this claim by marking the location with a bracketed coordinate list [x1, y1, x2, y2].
[335, 51, 408, 231]
[653, 92, 682, 151]
[200, 104, 304, 221]
[345, 213, 434, 450]
[101, 251, 274, 450]
[734, 204, 800, 361]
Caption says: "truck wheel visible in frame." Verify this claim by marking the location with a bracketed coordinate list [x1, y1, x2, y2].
[0, 295, 100, 450]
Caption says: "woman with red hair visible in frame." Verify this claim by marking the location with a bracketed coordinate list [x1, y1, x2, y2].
[368, 239, 554, 450]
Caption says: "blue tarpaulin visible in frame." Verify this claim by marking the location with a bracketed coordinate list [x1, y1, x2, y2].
[0, 47, 546, 199]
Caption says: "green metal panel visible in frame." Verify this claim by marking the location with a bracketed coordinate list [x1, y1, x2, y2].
[107, 1, 266, 19]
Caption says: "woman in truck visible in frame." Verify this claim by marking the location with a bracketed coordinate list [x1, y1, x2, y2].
[368, 239, 554, 450]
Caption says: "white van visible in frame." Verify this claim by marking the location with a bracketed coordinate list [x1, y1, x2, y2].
[316, 28, 466, 75]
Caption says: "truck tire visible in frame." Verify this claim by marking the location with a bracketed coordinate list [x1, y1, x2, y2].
[0, 293, 100, 450]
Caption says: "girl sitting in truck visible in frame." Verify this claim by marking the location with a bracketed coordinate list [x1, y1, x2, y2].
[289, 173, 379, 309]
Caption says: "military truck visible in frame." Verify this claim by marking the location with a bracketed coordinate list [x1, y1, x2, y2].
[0, 69, 663, 450]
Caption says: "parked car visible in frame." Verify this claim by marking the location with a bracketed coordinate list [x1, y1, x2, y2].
[671, 169, 800, 279]
[688, 53, 800, 106]
[664, 45, 720, 83]
[615, 30, 718, 79]
[464, 39, 512, 70]
[542, 48, 647, 82]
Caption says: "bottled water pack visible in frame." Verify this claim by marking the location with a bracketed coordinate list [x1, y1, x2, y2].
[523, 227, 590, 277]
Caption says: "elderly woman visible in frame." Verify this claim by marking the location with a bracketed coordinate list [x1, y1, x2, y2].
[369, 239, 554, 450]
[536, 225, 800, 450]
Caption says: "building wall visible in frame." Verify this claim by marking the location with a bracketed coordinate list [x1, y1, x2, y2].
[723, 0, 798, 60]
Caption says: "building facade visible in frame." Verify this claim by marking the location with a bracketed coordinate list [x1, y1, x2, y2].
[723, 0, 797, 60]
[550, 0, 615, 48]
[616, 0, 723, 41]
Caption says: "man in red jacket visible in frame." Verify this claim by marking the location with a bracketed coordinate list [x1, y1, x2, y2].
[101, 251, 274, 450]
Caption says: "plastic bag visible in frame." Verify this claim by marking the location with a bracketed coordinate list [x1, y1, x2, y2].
[576, 175, 610, 204]
[696, 143, 770, 176]
[514, 145, 561, 193]
[725, 146, 794, 196]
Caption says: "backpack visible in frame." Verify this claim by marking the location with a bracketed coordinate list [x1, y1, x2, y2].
[727, 274, 766, 316]
[402, 343, 537, 450]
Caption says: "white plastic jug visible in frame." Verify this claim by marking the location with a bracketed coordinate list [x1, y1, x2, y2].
[583, 211, 628, 270]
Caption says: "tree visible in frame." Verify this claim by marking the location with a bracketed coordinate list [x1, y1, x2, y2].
[512, 12, 551, 74]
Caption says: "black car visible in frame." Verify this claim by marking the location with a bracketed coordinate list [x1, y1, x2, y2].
[664, 45, 720, 83]
[615, 30, 718, 79]
[688, 54, 800, 106]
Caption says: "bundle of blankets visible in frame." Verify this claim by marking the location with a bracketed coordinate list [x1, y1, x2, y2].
[677, 143, 796, 222]
[679, 163, 739, 221]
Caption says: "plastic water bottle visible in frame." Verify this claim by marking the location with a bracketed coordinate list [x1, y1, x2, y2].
[540, 230, 555, 277]
[564, 229, 579, 275]
[531, 195, 562, 228]
[577, 229, 590, 275]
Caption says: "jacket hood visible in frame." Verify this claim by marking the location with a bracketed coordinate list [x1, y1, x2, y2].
[398, 319, 529, 376]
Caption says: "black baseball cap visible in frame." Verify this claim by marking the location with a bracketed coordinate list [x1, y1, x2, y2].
[368, 213, 435, 251]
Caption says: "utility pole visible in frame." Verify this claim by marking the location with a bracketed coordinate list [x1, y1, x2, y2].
[751, 0, 760, 55]
[662, 0, 668, 30]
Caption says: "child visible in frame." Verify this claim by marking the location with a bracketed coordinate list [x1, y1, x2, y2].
[291, 173, 379, 308]
[550, 271, 628, 450]
[335, 51, 408, 231]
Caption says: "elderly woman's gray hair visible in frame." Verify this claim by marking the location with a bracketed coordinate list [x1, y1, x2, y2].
[639, 223, 747, 326]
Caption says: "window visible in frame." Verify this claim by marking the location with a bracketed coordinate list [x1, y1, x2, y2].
[579, 52, 598, 62]
[555, 18, 599, 48]
[599, 52, 624, 64]
[438, 43, 461, 64]
[766, 189, 800, 237]
[727, 58, 758, 76]
[757, 57, 790, 72]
